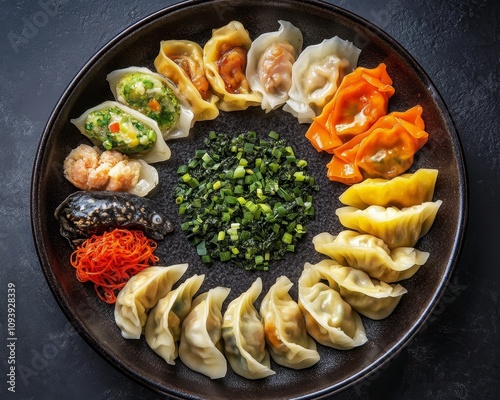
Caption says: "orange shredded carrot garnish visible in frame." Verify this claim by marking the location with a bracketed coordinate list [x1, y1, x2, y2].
[70, 229, 159, 304]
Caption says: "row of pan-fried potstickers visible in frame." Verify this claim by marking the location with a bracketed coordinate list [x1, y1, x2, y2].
[113, 264, 325, 380]
[154, 20, 361, 120]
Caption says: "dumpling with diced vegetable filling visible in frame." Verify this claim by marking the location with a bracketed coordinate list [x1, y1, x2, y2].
[283, 36, 361, 123]
[114, 264, 188, 339]
[222, 278, 275, 379]
[312, 231, 429, 282]
[336, 201, 443, 249]
[306, 260, 407, 320]
[260, 276, 320, 369]
[298, 264, 367, 349]
[338, 169, 439, 209]
[145, 274, 205, 365]
[246, 20, 303, 112]
[203, 20, 261, 111]
[71, 101, 171, 163]
[179, 286, 230, 379]
[107, 66, 194, 140]
[154, 40, 220, 121]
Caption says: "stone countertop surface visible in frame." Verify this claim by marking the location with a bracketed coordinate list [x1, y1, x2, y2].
[1, 0, 498, 399]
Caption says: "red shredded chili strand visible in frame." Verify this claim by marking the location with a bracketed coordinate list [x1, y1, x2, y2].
[70, 229, 159, 304]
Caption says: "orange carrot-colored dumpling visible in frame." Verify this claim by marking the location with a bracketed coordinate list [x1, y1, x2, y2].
[326, 105, 428, 184]
[306, 63, 395, 153]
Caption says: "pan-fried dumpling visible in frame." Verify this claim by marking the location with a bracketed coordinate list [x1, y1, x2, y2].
[222, 278, 275, 379]
[312, 231, 428, 282]
[246, 20, 303, 112]
[306, 260, 407, 320]
[107, 66, 194, 140]
[336, 200, 443, 249]
[283, 36, 361, 123]
[203, 20, 261, 111]
[338, 169, 439, 209]
[114, 264, 188, 339]
[298, 265, 367, 349]
[71, 101, 171, 164]
[154, 40, 220, 121]
[260, 276, 320, 369]
[179, 286, 230, 379]
[145, 274, 205, 365]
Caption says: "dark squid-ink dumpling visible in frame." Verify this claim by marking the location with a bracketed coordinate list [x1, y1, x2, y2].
[54, 191, 174, 245]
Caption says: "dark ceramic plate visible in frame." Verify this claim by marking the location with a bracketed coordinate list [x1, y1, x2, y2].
[31, 0, 467, 398]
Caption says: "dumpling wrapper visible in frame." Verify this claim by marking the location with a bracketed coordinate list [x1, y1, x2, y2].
[312, 231, 429, 282]
[222, 278, 275, 379]
[203, 20, 261, 111]
[154, 40, 220, 121]
[145, 274, 205, 365]
[260, 276, 320, 369]
[298, 265, 367, 350]
[336, 200, 443, 249]
[71, 100, 171, 164]
[283, 36, 361, 123]
[179, 286, 230, 379]
[339, 168, 439, 209]
[305, 260, 407, 320]
[246, 20, 303, 112]
[107, 66, 194, 140]
[114, 264, 188, 339]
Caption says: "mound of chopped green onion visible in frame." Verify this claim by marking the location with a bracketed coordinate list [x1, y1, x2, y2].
[174, 131, 318, 270]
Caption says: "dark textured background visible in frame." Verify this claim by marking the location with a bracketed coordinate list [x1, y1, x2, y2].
[0, 0, 498, 399]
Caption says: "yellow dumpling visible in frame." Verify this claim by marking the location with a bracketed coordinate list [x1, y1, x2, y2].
[339, 168, 439, 209]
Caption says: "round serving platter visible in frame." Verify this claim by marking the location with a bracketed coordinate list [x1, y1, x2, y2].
[31, 0, 467, 398]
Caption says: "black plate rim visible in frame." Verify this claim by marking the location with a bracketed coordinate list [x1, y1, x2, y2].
[30, 0, 468, 398]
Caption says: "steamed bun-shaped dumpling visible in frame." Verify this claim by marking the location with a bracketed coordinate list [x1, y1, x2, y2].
[222, 278, 275, 379]
[203, 20, 261, 111]
[306, 260, 407, 320]
[298, 265, 367, 350]
[71, 101, 171, 164]
[339, 169, 439, 209]
[114, 264, 188, 339]
[336, 201, 443, 249]
[312, 231, 429, 282]
[283, 36, 361, 123]
[179, 286, 230, 379]
[246, 20, 303, 112]
[154, 40, 220, 121]
[145, 274, 205, 365]
[107, 67, 194, 140]
[260, 276, 320, 369]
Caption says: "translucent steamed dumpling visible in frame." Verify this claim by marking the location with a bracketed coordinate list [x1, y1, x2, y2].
[246, 20, 303, 112]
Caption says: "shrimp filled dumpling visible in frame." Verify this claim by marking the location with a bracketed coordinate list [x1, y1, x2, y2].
[179, 286, 230, 379]
[155, 40, 220, 121]
[298, 265, 367, 350]
[222, 278, 275, 380]
[339, 169, 439, 209]
[71, 101, 171, 164]
[114, 264, 188, 339]
[283, 36, 361, 123]
[63, 144, 158, 197]
[145, 274, 205, 365]
[336, 200, 443, 249]
[107, 66, 194, 140]
[246, 20, 303, 112]
[260, 276, 320, 369]
[312, 231, 428, 282]
[203, 20, 261, 111]
[306, 260, 407, 320]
